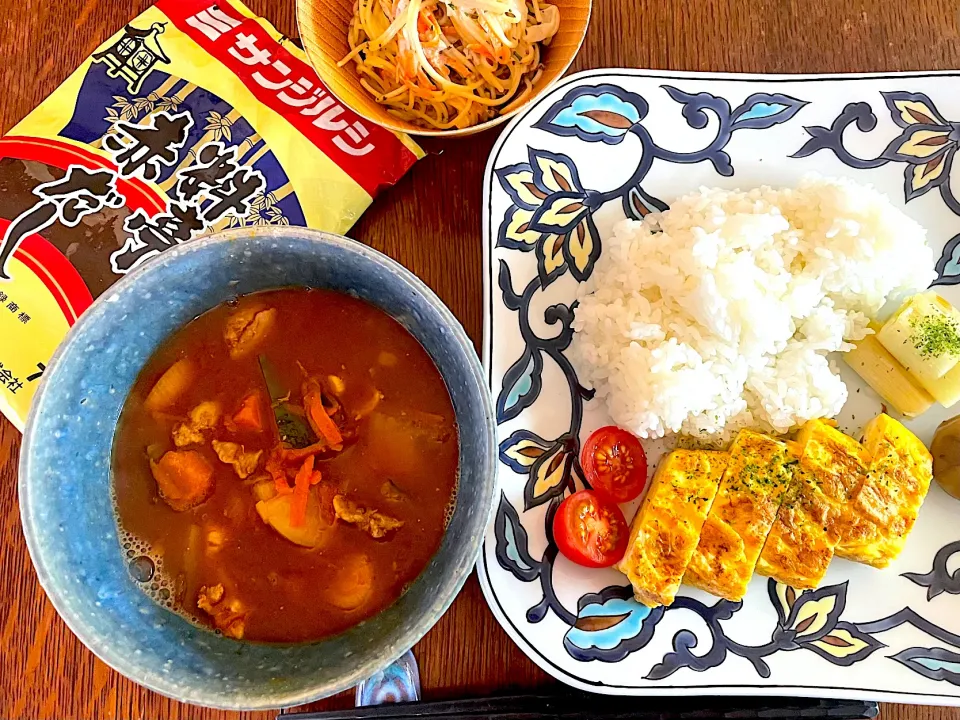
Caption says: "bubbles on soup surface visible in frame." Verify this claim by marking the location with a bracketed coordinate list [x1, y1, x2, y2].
[442, 477, 459, 529]
[128, 555, 155, 583]
[118, 529, 184, 613]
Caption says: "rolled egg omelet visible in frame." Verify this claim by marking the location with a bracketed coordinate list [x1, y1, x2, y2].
[794, 419, 869, 508]
[618, 449, 727, 607]
[755, 457, 844, 589]
[754, 419, 868, 589]
[684, 431, 795, 601]
[838, 413, 933, 568]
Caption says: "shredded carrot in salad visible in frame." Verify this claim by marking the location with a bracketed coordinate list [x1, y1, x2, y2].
[339, 0, 560, 130]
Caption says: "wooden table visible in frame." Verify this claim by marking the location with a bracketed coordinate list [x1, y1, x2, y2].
[1, 0, 959, 718]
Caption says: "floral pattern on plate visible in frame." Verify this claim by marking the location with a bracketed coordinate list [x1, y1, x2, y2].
[481, 69, 960, 704]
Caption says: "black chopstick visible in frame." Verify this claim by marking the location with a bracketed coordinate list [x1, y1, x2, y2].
[281, 693, 879, 720]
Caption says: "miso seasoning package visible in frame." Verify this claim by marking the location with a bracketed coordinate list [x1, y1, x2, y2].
[0, 0, 422, 429]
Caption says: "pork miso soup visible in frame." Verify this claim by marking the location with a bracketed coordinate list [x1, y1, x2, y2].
[111, 288, 459, 643]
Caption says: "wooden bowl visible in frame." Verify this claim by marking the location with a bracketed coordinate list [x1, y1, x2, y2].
[296, 0, 592, 137]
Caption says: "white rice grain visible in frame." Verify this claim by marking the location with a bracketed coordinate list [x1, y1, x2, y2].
[570, 175, 936, 439]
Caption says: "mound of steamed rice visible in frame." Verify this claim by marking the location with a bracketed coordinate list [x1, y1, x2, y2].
[569, 175, 936, 439]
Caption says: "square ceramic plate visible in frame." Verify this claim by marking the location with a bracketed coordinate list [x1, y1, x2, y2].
[479, 69, 960, 705]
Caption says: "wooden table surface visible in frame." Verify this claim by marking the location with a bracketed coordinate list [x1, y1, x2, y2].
[2, 0, 960, 718]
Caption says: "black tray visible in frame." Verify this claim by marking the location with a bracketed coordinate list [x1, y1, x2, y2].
[283, 693, 880, 719]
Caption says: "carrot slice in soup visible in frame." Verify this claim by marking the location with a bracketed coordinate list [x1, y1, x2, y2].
[150, 450, 215, 512]
[282, 442, 328, 465]
[290, 455, 315, 527]
[266, 449, 293, 495]
[304, 389, 343, 449]
[233, 392, 263, 432]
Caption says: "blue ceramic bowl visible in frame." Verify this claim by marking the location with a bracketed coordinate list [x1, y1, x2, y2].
[19, 228, 496, 710]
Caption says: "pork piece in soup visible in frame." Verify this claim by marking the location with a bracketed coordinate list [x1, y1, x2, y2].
[111, 288, 459, 644]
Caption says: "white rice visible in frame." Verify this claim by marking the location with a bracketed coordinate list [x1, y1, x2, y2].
[569, 175, 936, 439]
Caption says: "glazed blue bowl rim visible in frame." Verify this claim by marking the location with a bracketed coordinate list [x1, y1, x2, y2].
[18, 226, 497, 710]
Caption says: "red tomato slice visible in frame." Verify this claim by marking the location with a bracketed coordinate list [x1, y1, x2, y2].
[580, 426, 648, 503]
[552, 490, 629, 568]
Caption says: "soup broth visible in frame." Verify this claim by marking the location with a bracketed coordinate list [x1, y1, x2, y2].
[112, 288, 459, 643]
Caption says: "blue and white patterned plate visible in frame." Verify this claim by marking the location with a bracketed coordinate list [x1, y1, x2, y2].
[479, 69, 960, 705]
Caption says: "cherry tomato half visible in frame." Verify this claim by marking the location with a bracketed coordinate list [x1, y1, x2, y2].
[581, 426, 648, 503]
[552, 489, 629, 568]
